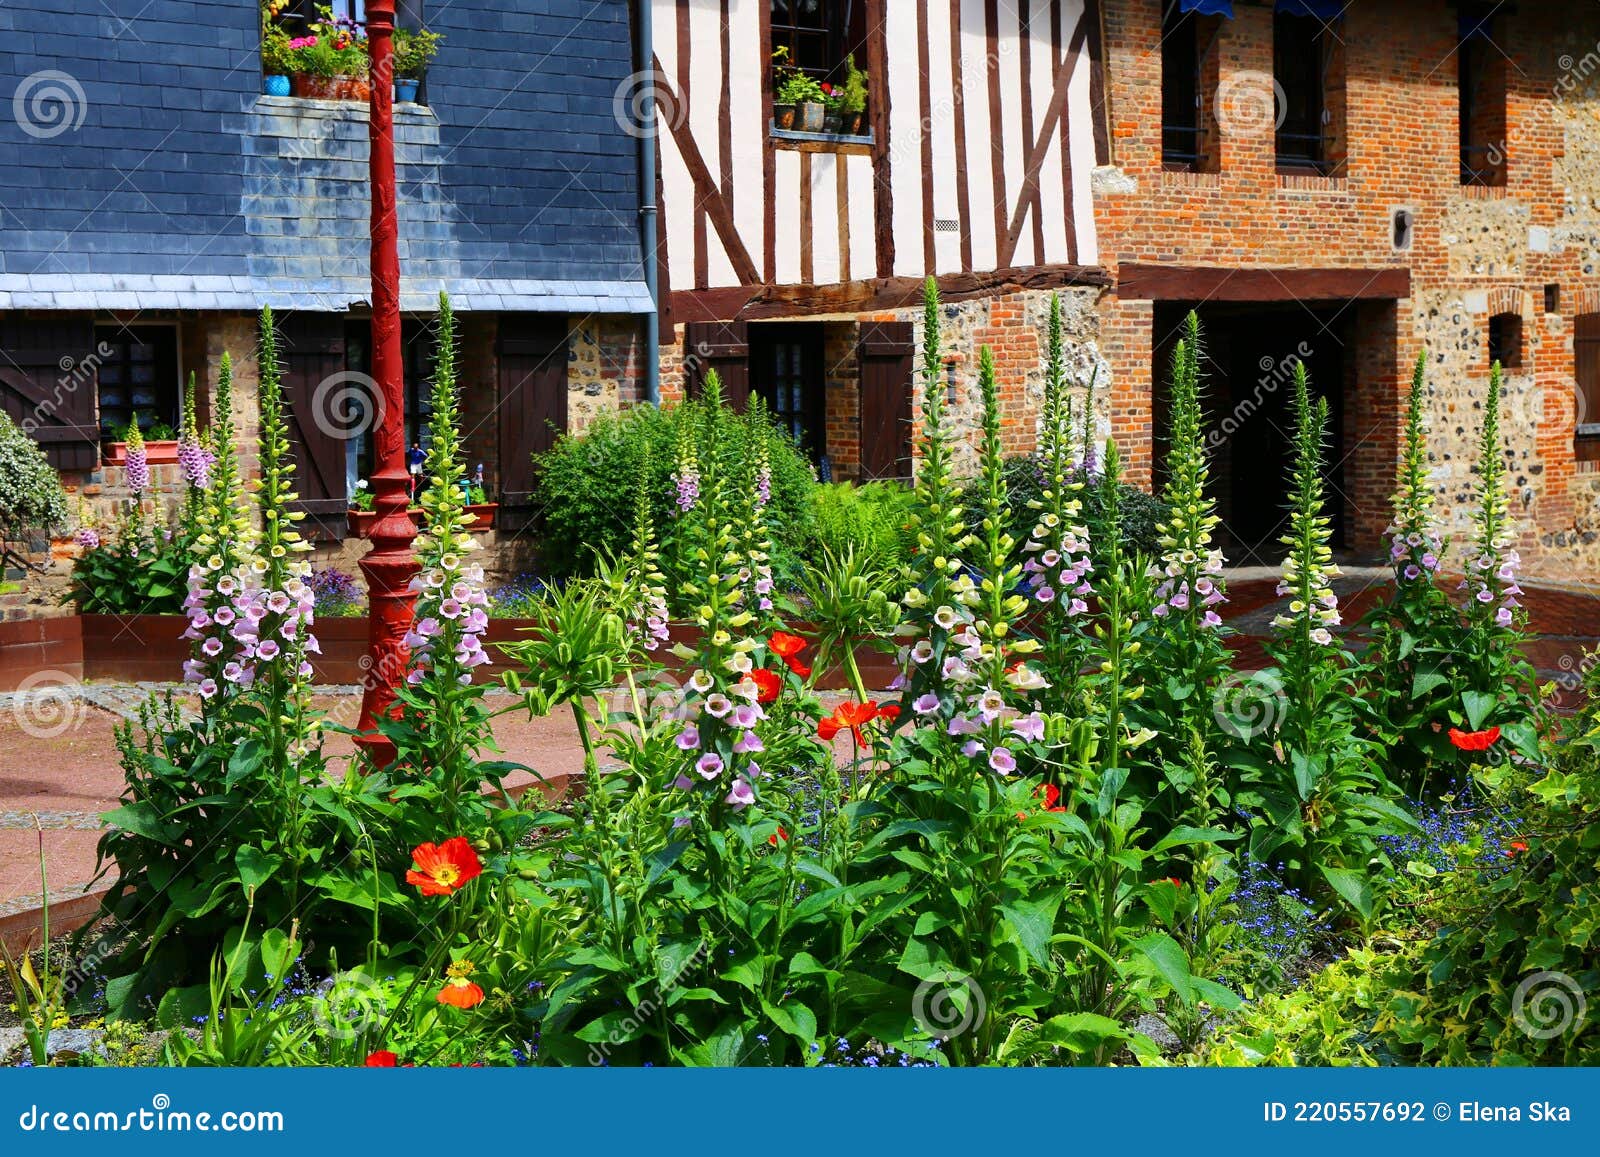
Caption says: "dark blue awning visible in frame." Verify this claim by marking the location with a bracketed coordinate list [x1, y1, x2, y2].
[1179, 0, 1236, 15]
[1276, 0, 1347, 18]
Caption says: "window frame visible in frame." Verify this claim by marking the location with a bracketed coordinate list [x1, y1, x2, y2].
[1458, 5, 1509, 188]
[92, 321, 182, 445]
[1161, 6, 1205, 171]
[1273, 11, 1341, 177]
[1488, 311, 1523, 371]
[749, 322, 827, 464]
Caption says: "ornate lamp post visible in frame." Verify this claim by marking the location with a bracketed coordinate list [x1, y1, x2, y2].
[355, 0, 417, 765]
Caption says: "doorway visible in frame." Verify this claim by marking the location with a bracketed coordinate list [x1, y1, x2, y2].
[1154, 302, 1351, 565]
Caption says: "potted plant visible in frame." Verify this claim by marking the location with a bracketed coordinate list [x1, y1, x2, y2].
[348, 478, 379, 536]
[392, 27, 442, 103]
[261, 3, 294, 96]
[771, 46, 797, 130]
[840, 54, 868, 136]
[778, 72, 827, 133]
[463, 467, 497, 530]
[105, 420, 181, 465]
[821, 82, 842, 134]
[288, 6, 371, 101]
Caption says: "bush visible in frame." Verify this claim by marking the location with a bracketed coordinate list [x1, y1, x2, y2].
[66, 507, 192, 615]
[533, 396, 816, 592]
[806, 481, 918, 577]
[0, 408, 69, 543]
[962, 455, 1168, 560]
[308, 567, 364, 617]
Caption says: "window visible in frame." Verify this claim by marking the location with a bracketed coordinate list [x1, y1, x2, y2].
[1162, 7, 1203, 170]
[750, 324, 825, 461]
[770, 1, 867, 88]
[1274, 11, 1344, 176]
[94, 325, 179, 441]
[343, 318, 438, 492]
[1576, 314, 1600, 461]
[1488, 312, 1523, 370]
[1459, 4, 1508, 187]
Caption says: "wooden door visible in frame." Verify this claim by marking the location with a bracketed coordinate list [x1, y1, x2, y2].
[858, 321, 914, 481]
[683, 320, 751, 411]
[497, 314, 569, 516]
[278, 313, 350, 542]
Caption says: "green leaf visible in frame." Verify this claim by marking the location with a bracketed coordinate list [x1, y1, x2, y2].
[1319, 864, 1374, 919]
[761, 998, 817, 1047]
[1462, 690, 1496, 730]
[234, 845, 282, 891]
[575, 1009, 647, 1045]
[1151, 825, 1241, 853]
[1133, 932, 1193, 1004]
[645, 841, 688, 887]
[101, 801, 183, 845]
[999, 896, 1060, 969]
[793, 859, 841, 889]
[1411, 667, 1448, 699]
[260, 928, 296, 980]
[897, 936, 958, 983]
[1033, 1012, 1129, 1055]
[226, 738, 265, 788]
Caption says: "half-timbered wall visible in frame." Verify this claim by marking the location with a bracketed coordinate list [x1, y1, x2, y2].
[653, 0, 1103, 295]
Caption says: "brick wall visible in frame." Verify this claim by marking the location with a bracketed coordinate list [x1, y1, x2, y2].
[1095, 0, 1600, 576]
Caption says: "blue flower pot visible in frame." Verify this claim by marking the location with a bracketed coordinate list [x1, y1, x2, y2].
[395, 79, 420, 103]
[264, 74, 291, 97]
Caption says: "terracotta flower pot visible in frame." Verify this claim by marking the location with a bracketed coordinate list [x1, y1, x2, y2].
[348, 509, 380, 537]
[105, 440, 180, 465]
[773, 103, 796, 131]
[465, 503, 498, 530]
[291, 74, 371, 101]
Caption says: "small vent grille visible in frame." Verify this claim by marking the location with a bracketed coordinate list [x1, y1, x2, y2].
[934, 218, 962, 234]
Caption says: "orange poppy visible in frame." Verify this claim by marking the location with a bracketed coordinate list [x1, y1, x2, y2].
[406, 837, 483, 897]
[768, 825, 789, 847]
[1034, 783, 1065, 813]
[365, 1050, 399, 1067]
[1448, 726, 1501, 752]
[437, 960, 485, 1009]
[750, 668, 781, 703]
[877, 703, 901, 724]
[769, 631, 812, 677]
[1507, 839, 1529, 858]
[818, 700, 879, 744]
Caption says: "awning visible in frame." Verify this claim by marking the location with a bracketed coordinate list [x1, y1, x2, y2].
[1178, 0, 1235, 16]
[1276, 0, 1347, 18]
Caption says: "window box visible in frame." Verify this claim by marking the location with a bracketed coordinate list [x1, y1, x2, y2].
[291, 74, 371, 101]
[104, 440, 180, 467]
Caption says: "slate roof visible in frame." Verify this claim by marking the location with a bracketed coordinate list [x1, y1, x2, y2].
[0, 0, 649, 314]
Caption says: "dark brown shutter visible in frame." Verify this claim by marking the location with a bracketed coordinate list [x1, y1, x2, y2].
[277, 313, 349, 542]
[682, 319, 750, 410]
[858, 321, 914, 481]
[1578, 313, 1600, 463]
[0, 315, 99, 471]
[497, 313, 569, 515]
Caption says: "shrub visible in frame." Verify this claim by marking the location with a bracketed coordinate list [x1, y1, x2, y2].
[532, 396, 815, 596]
[65, 506, 192, 615]
[806, 481, 917, 577]
[308, 566, 364, 617]
[962, 454, 1167, 561]
[0, 408, 69, 543]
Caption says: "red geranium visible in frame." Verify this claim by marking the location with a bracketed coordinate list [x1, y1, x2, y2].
[750, 667, 781, 703]
[818, 700, 880, 744]
[1448, 726, 1501, 752]
[406, 837, 482, 897]
[365, 1050, 399, 1067]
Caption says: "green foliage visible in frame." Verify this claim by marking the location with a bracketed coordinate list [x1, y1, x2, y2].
[532, 391, 815, 598]
[65, 505, 191, 615]
[840, 54, 868, 113]
[392, 27, 443, 79]
[0, 406, 69, 542]
[807, 481, 918, 577]
[962, 457, 1167, 562]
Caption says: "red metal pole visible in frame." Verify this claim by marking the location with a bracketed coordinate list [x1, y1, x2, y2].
[355, 0, 417, 767]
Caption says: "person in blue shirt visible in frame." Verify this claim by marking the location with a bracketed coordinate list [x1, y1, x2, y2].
[406, 441, 425, 501]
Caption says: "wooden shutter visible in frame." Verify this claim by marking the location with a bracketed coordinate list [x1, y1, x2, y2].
[497, 313, 569, 515]
[0, 315, 99, 471]
[1577, 313, 1600, 463]
[857, 321, 914, 481]
[682, 320, 751, 410]
[278, 313, 349, 542]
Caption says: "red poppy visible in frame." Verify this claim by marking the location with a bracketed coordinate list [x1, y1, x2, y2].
[406, 837, 483, 897]
[1448, 726, 1501, 752]
[768, 825, 789, 847]
[1507, 839, 1529, 858]
[437, 961, 485, 1009]
[1166, 877, 1184, 888]
[818, 700, 879, 744]
[750, 668, 781, 703]
[365, 1050, 399, 1067]
[877, 704, 901, 724]
[769, 631, 812, 677]
[1034, 783, 1065, 813]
